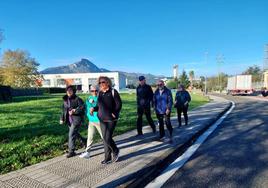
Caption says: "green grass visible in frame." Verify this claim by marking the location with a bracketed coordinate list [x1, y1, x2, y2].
[0, 92, 209, 174]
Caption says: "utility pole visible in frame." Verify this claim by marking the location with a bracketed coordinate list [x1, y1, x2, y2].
[204, 52, 208, 95]
[216, 54, 224, 92]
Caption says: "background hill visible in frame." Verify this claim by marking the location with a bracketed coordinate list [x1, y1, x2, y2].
[40, 59, 166, 85]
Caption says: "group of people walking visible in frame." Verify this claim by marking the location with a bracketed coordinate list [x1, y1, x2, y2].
[136, 76, 191, 143]
[60, 75, 191, 165]
[60, 76, 122, 164]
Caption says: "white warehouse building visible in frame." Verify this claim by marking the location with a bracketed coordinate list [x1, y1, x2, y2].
[41, 72, 126, 92]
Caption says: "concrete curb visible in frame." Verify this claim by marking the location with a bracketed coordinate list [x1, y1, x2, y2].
[119, 100, 232, 188]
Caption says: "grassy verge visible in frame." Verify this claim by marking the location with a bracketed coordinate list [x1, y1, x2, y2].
[0, 93, 209, 174]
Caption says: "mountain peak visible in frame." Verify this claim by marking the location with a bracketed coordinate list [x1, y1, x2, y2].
[40, 59, 164, 85]
[41, 58, 102, 74]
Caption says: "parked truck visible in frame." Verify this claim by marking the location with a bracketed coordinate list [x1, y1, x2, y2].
[227, 75, 254, 95]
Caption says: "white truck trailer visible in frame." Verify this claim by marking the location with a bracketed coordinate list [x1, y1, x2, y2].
[227, 75, 253, 95]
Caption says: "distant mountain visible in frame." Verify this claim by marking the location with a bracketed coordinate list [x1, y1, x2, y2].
[118, 71, 165, 85]
[40, 58, 165, 85]
[41, 59, 104, 74]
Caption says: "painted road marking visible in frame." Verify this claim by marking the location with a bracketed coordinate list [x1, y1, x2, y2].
[145, 101, 235, 188]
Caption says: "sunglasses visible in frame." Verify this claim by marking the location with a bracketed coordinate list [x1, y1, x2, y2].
[157, 84, 164, 86]
[90, 90, 98, 92]
[99, 81, 107, 85]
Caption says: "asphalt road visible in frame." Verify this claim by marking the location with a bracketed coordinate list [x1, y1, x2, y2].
[162, 95, 268, 188]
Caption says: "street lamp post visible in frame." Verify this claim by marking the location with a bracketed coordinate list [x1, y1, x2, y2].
[204, 52, 208, 95]
[216, 54, 224, 93]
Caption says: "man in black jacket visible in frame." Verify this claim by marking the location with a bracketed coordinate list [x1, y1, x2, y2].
[136, 76, 156, 136]
[60, 85, 87, 158]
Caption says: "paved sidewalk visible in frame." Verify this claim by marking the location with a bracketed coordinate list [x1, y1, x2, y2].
[0, 96, 231, 188]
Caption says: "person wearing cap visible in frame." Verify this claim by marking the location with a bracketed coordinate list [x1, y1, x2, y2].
[60, 85, 87, 158]
[79, 85, 103, 159]
[174, 84, 191, 127]
[153, 80, 173, 142]
[136, 76, 156, 136]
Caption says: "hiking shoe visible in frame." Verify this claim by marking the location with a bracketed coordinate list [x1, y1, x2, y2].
[101, 159, 112, 165]
[79, 152, 90, 159]
[66, 152, 76, 158]
[135, 133, 143, 137]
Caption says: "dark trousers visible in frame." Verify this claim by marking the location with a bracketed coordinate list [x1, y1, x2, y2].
[157, 113, 173, 138]
[68, 123, 86, 153]
[176, 105, 189, 126]
[137, 107, 156, 134]
[100, 121, 119, 161]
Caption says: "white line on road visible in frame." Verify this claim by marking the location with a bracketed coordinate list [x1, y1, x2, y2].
[145, 101, 235, 188]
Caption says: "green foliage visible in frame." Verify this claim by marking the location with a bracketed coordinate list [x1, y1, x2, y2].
[179, 70, 190, 88]
[39, 87, 66, 94]
[189, 70, 195, 86]
[0, 93, 209, 174]
[0, 49, 42, 88]
[166, 79, 178, 89]
[207, 73, 228, 91]
[242, 65, 263, 82]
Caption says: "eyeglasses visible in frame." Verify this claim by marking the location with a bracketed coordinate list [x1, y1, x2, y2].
[99, 81, 107, 85]
[90, 90, 98, 92]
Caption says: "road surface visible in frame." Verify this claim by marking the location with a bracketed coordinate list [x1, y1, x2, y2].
[159, 95, 268, 188]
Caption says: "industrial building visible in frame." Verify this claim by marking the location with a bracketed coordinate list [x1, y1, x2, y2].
[41, 72, 126, 92]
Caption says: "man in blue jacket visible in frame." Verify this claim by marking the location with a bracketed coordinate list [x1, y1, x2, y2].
[153, 80, 173, 142]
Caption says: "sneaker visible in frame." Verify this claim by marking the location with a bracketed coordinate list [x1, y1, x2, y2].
[79, 152, 90, 159]
[168, 137, 173, 144]
[66, 152, 76, 158]
[112, 150, 120, 162]
[159, 137, 166, 142]
[101, 159, 112, 165]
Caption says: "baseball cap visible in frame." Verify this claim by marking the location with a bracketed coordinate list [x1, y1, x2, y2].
[138, 76, 145, 81]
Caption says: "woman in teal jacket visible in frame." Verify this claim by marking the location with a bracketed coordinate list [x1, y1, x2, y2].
[79, 85, 103, 159]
